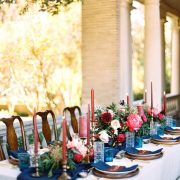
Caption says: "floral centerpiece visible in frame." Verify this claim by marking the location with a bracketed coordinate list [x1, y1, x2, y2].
[144, 106, 166, 126]
[39, 136, 92, 177]
[94, 102, 147, 146]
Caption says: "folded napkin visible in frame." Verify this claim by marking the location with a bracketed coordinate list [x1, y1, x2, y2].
[125, 147, 163, 155]
[92, 161, 138, 173]
[142, 135, 151, 139]
[17, 163, 92, 180]
[9, 148, 27, 159]
[165, 126, 180, 132]
[151, 135, 180, 141]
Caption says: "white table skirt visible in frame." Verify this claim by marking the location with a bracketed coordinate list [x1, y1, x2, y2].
[0, 143, 179, 180]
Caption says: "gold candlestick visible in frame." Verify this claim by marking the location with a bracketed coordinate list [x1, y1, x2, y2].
[91, 121, 96, 146]
[85, 145, 91, 163]
[150, 108, 154, 135]
[31, 153, 42, 177]
[58, 160, 71, 180]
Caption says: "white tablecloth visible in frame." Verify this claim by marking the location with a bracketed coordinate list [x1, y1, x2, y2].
[0, 143, 180, 180]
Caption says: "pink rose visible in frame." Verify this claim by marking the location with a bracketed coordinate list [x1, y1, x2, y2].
[117, 134, 126, 143]
[126, 114, 143, 132]
[158, 113, 165, 120]
[141, 114, 147, 122]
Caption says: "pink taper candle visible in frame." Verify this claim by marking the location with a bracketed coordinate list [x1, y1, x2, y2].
[33, 108, 38, 154]
[91, 89, 94, 122]
[126, 94, 130, 106]
[87, 104, 90, 146]
[151, 81, 153, 109]
[79, 116, 87, 138]
[137, 104, 144, 116]
[163, 91, 167, 115]
[62, 118, 67, 161]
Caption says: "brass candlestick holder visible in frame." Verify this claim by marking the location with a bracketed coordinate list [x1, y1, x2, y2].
[150, 108, 154, 135]
[31, 153, 42, 177]
[85, 145, 91, 163]
[91, 121, 96, 146]
[58, 160, 71, 180]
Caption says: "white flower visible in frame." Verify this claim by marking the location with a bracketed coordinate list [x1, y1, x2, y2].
[111, 120, 121, 135]
[99, 130, 109, 143]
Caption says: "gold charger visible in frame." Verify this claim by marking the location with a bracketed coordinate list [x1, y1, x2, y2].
[93, 168, 139, 179]
[125, 152, 163, 160]
[151, 139, 180, 145]
[164, 130, 180, 136]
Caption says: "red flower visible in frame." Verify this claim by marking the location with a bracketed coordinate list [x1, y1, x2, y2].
[141, 114, 147, 122]
[73, 153, 83, 163]
[158, 113, 165, 120]
[100, 112, 113, 124]
[117, 134, 126, 143]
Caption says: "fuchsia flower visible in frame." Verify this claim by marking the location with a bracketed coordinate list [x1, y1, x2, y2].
[126, 114, 143, 132]
[117, 134, 126, 143]
[147, 107, 159, 117]
[141, 114, 147, 122]
[158, 113, 165, 120]
[101, 111, 113, 124]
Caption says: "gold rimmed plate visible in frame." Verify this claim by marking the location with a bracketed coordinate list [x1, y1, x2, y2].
[93, 168, 140, 179]
[151, 139, 180, 145]
[125, 152, 163, 160]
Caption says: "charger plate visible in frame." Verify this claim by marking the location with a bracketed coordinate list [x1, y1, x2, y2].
[93, 168, 139, 179]
[125, 152, 163, 160]
[164, 130, 180, 135]
[151, 139, 180, 145]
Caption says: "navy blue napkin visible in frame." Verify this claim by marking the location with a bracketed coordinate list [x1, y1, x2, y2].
[165, 126, 180, 131]
[9, 148, 27, 159]
[151, 134, 180, 141]
[92, 161, 138, 173]
[125, 147, 163, 155]
[17, 163, 92, 180]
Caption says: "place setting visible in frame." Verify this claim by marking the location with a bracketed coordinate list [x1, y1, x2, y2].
[123, 147, 163, 160]
[91, 161, 140, 179]
[151, 134, 180, 145]
[164, 126, 180, 135]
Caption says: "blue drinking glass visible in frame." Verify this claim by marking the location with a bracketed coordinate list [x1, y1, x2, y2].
[18, 152, 30, 171]
[135, 136, 143, 148]
[104, 147, 114, 162]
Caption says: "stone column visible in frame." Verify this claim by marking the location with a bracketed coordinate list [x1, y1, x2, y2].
[118, 0, 133, 102]
[171, 17, 180, 95]
[82, 0, 132, 107]
[144, 0, 162, 109]
[160, 8, 166, 95]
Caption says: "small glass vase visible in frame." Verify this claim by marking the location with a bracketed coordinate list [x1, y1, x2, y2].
[135, 136, 143, 148]
[157, 124, 164, 136]
[125, 132, 135, 148]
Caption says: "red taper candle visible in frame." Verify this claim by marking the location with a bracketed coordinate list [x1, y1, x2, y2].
[163, 91, 167, 115]
[33, 108, 38, 154]
[91, 89, 94, 122]
[62, 118, 67, 161]
[126, 94, 130, 106]
[87, 104, 90, 146]
[151, 81, 153, 109]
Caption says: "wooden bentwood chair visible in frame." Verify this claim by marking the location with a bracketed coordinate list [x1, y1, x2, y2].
[63, 106, 82, 134]
[36, 110, 58, 143]
[0, 116, 27, 151]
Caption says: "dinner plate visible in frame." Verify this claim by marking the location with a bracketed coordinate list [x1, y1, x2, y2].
[126, 149, 162, 157]
[152, 137, 177, 142]
[95, 165, 138, 175]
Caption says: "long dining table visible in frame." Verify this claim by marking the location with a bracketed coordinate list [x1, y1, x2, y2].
[0, 143, 179, 180]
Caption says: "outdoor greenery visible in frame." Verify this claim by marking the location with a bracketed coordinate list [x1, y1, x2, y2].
[0, 1, 82, 114]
